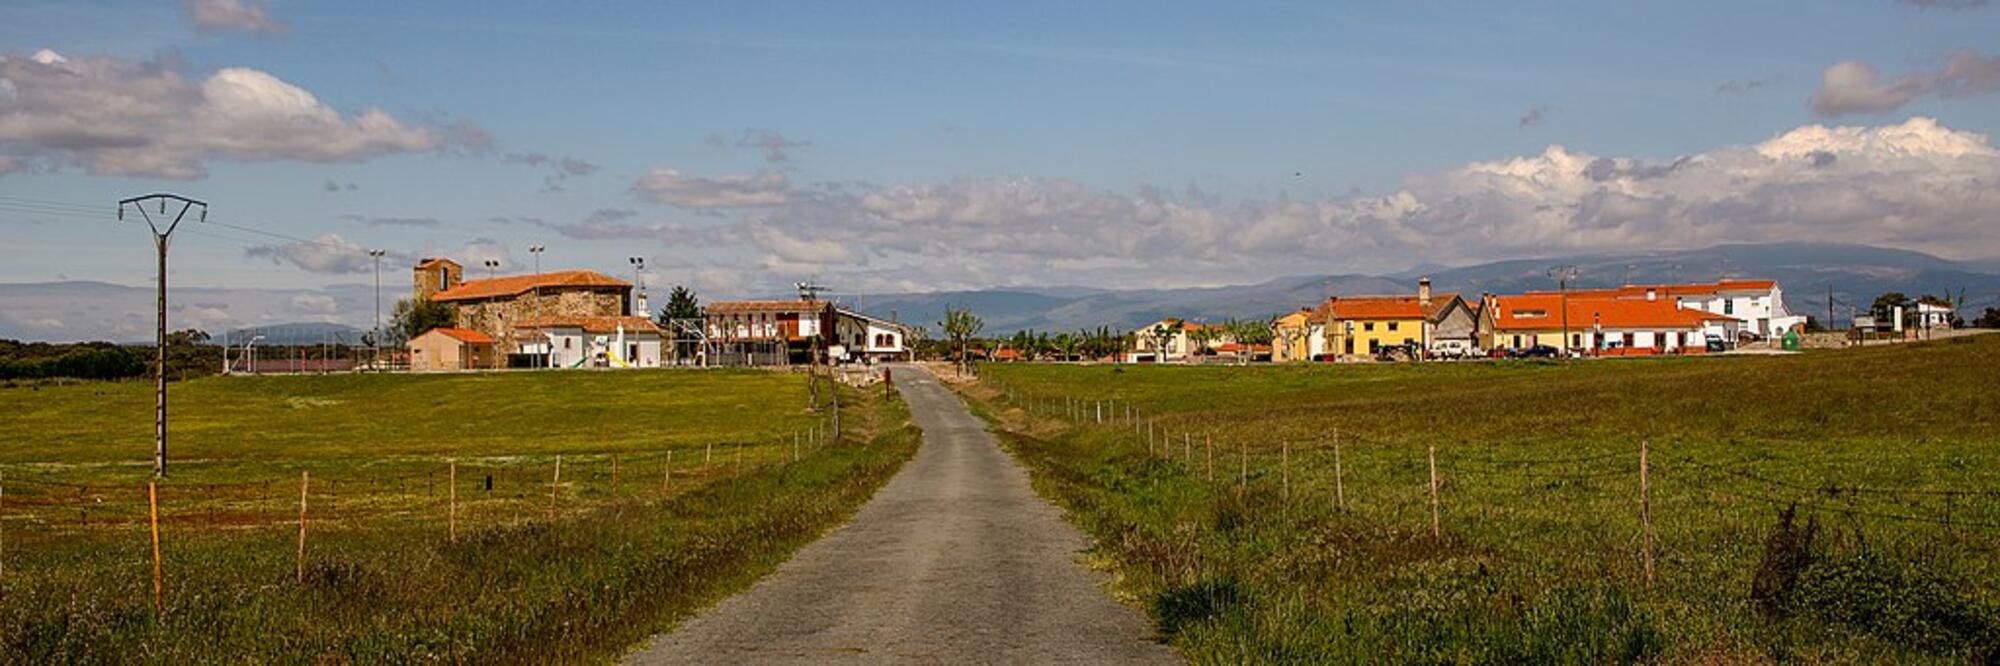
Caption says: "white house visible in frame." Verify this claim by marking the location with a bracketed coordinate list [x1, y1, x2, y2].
[1914, 300, 1955, 329]
[1534, 279, 1806, 340]
[1128, 319, 1233, 363]
[516, 316, 664, 369]
[831, 309, 913, 363]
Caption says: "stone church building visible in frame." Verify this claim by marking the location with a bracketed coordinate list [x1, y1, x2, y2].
[413, 257, 641, 367]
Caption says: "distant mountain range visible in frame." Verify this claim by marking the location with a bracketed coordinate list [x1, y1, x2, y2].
[2, 243, 1994, 342]
[829, 243, 2000, 334]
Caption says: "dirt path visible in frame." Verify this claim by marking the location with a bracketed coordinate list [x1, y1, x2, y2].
[622, 364, 1178, 665]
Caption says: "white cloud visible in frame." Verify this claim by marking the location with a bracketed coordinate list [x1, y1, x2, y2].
[0, 50, 444, 179]
[288, 293, 338, 314]
[184, 0, 287, 34]
[1811, 49, 2000, 117]
[244, 234, 374, 274]
[652, 116, 2000, 293]
[633, 169, 791, 208]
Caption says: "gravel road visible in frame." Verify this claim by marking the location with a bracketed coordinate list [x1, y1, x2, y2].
[623, 364, 1178, 665]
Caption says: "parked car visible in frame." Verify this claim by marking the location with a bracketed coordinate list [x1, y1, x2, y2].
[1508, 344, 1560, 359]
[1705, 334, 1729, 352]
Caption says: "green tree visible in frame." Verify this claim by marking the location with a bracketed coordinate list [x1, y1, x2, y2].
[940, 307, 984, 376]
[1870, 292, 1912, 320]
[657, 285, 702, 325]
[1186, 321, 1220, 357]
[1976, 307, 2000, 329]
[391, 298, 456, 343]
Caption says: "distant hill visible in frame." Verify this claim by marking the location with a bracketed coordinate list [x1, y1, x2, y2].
[826, 243, 1999, 334]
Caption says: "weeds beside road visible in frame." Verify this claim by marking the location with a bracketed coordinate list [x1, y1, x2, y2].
[962, 337, 2000, 663]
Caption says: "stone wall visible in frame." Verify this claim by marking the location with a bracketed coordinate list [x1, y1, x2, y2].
[452, 288, 629, 350]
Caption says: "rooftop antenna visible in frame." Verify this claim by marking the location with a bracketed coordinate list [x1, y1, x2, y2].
[796, 280, 829, 302]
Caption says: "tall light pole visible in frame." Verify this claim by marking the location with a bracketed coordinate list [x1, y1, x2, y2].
[369, 249, 386, 370]
[628, 256, 646, 317]
[530, 245, 545, 275]
[482, 258, 499, 281]
[1548, 265, 1580, 357]
[120, 193, 207, 479]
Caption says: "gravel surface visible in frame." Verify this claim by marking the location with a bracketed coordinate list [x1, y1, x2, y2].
[623, 364, 1179, 665]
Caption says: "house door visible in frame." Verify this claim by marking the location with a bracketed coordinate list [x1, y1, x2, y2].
[1344, 337, 1354, 355]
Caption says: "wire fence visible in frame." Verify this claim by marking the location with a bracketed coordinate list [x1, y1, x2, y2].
[980, 379, 2000, 549]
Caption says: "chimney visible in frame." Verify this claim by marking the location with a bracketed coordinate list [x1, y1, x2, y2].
[1646, 288, 1657, 302]
[1418, 277, 1432, 306]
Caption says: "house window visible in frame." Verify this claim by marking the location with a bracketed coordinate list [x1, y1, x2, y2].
[1369, 340, 1380, 354]
[1387, 322, 1399, 331]
[1364, 322, 1376, 332]
[1513, 334, 1523, 348]
[564, 338, 572, 349]
[1571, 333, 1581, 347]
[1724, 299, 1735, 315]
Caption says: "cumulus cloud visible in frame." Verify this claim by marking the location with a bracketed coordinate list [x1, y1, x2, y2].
[662, 116, 2000, 292]
[708, 128, 812, 163]
[633, 168, 792, 208]
[184, 0, 287, 34]
[1811, 49, 2000, 116]
[0, 50, 447, 179]
[244, 234, 375, 274]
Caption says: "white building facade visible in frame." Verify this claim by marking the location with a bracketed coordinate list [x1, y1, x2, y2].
[831, 309, 913, 363]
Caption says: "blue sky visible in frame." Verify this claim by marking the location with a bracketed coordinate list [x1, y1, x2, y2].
[1, 1, 1998, 338]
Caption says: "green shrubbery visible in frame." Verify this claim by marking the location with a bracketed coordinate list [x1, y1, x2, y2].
[0, 341, 146, 380]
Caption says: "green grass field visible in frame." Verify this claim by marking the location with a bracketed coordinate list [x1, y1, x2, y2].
[0, 369, 919, 662]
[966, 337, 2000, 663]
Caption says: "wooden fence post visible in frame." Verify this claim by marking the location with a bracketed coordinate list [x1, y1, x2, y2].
[1148, 420, 1155, 453]
[448, 462, 458, 543]
[1334, 430, 1346, 511]
[1205, 435, 1214, 482]
[1640, 438, 1655, 588]
[663, 450, 673, 496]
[1427, 444, 1441, 540]
[1282, 440, 1291, 505]
[1183, 433, 1191, 467]
[612, 455, 621, 498]
[549, 455, 561, 520]
[704, 442, 713, 469]
[297, 471, 309, 583]
[149, 481, 163, 615]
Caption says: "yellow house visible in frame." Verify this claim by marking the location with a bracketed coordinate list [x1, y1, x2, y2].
[1319, 279, 1471, 359]
[1270, 309, 1322, 362]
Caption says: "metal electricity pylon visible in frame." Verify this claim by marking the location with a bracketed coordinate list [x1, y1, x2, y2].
[119, 193, 208, 478]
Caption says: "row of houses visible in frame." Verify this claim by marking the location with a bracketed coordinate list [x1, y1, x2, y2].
[1135, 277, 1807, 363]
[404, 257, 911, 372]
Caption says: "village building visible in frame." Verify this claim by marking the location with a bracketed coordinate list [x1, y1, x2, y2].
[831, 308, 914, 364]
[1914, 299, 1955, 329]
[408, 327, 497, 372]
[413, 257, 638, 367]
[1319, 279, 1475, 359]
[1270, 309, 1325, 362]
[1128, 319, 1233, 363]
[515, 316, 665, 369]
[1481, 293, 1739, 355]
[701, 299, 836, 365]
[1529, 279, 1805, 340]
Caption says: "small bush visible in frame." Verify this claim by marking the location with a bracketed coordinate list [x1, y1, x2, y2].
[1750, 504, 1819, 619]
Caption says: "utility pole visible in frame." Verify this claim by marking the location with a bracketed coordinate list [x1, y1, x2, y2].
[1827, 284, 1836, 331]
[1547, 265, 1579, 358]
[120, 193, 208, 479]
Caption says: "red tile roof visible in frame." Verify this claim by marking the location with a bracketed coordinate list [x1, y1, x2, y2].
[516, 315, 661, 334]
[431, 270, 629, 302]
[1319, 293, 1463, 321]
[427, 327, 494, 344]
[706, 300, 830, 314]
[416, 257, 460, 270]
[1488, 293, 1734, 331]
[1213, 342, 1272, 354]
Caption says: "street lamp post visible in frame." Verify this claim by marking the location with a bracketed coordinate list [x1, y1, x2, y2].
[627, 256, 646, 317]
[1548, 265, 1580, 358]
[482, 258, 499, 281]
[369, 249, 386, 371]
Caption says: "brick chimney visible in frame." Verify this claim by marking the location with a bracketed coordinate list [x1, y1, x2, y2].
[1418, 276, 1432, 307]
